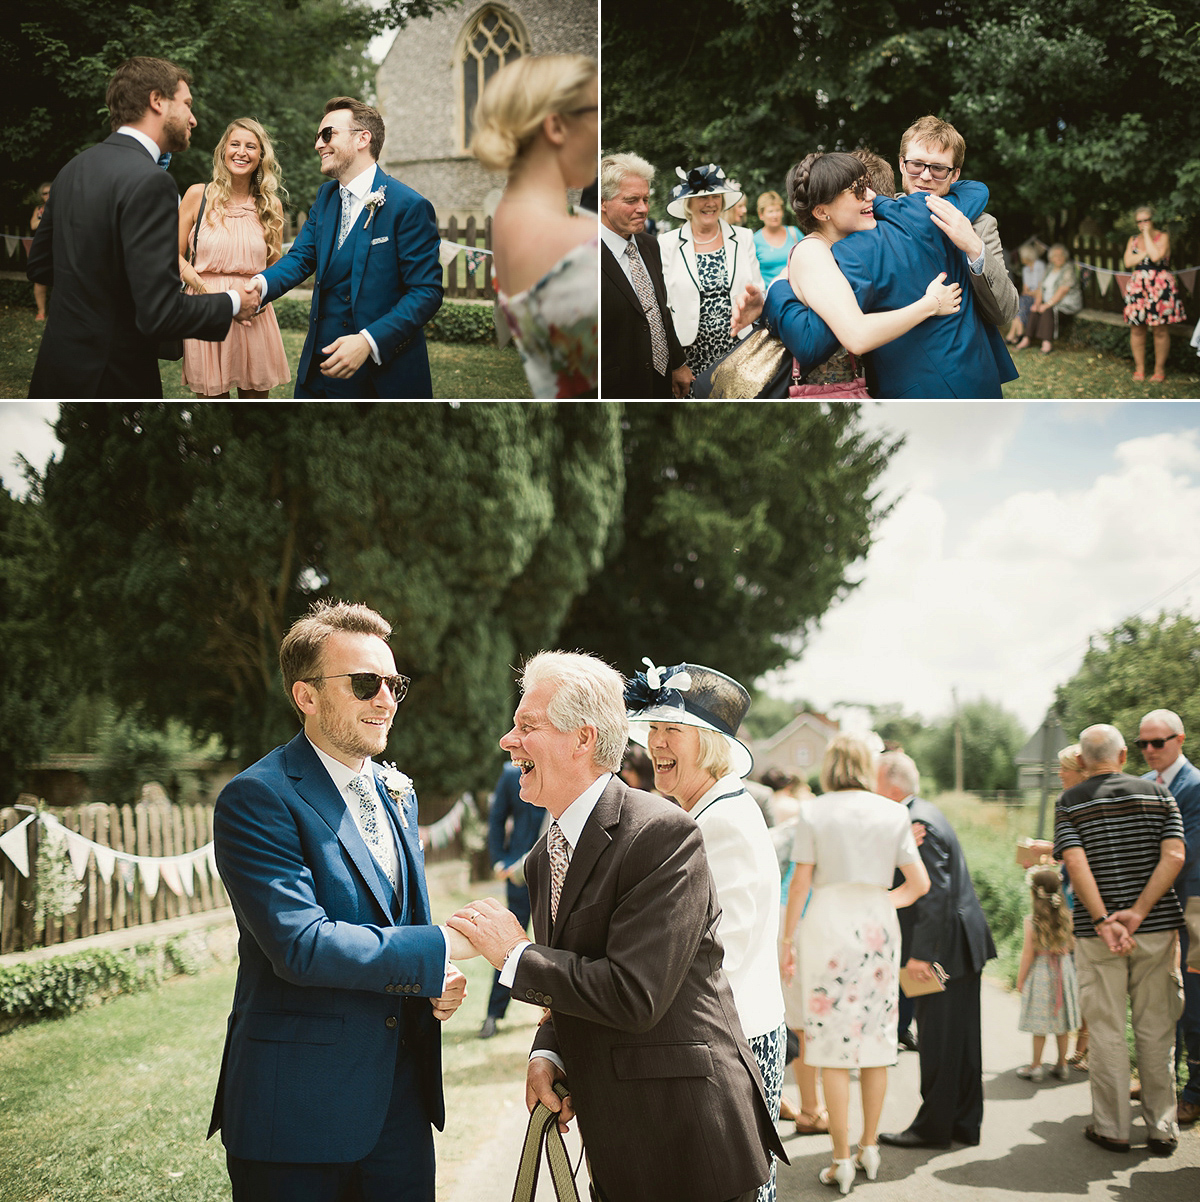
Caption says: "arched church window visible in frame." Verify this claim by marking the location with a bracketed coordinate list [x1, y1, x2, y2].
[459, 6, 529, 152]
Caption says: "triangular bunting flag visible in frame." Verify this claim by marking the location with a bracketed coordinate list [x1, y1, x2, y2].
[178, 856, 195, 897]
[159, 859, 183, 897]
[1097, 272, 1112, 297]
[20, 237, 33, 254]
[116, 856, 138, 892]
[65, 829, 92, 880]
[207, 845, 220, 880]
[93, 843, 116, 884]
[4, 235, 17, 255]
[0, 814, 35, 877]
[439, 239, 462, 268]
[140, 859, 160, 899]
[1115, 273, 1131, 298]
[1178, 268, 1197, 295]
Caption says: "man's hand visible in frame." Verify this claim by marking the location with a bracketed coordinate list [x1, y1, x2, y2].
[911, 821, 927, 848]
[319, 333, 372, 378]
[670, 364, 693, 398]
[924, 194, 984, 262]
[526, 1056, 575, 1134]
[1107, 909, 1144, 939]
[446, 896, 528, 969]
[905, 957, 935, 983]
[1098, 918, 1135, 956]
[430, 963, 467, 1021]
[238, 280, 263, 327]
[442, 924, 480, 961]
[731, 282, 764, 336]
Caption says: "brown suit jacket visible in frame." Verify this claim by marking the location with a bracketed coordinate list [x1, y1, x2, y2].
[513, 776, 784, 1202]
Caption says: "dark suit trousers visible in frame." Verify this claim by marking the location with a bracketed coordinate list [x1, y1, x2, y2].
[487, 880, 532, 1019]
[226, 1033, 434, 1202]
[910, 971, 984, 1143]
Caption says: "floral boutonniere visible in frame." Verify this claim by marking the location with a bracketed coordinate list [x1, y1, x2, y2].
[379, 761, 413, 828]
[363, 185, 387, 229]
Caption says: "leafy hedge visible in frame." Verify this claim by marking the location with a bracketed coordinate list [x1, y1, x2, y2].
[1060, 315, 1133, 360]
[270, 296, 496, 345]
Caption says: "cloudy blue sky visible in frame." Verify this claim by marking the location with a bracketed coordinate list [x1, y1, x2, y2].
[4, 400, 1200, 739]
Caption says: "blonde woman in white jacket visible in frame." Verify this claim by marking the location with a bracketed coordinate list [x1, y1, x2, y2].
[627, 659, 786, 1202]
[659, 164, 764, 386]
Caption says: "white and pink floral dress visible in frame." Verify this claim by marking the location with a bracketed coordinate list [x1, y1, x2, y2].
[788, 790, 920, 1067]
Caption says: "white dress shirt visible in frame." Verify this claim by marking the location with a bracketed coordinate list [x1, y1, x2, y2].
[255, 162, 381, 362]
[600, 222, 637, 287]
[1155, 753, 1186, 789]
[118, 125, 242, 317]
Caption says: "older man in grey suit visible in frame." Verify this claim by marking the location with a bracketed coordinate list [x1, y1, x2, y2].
[450, 651, 783, 1202]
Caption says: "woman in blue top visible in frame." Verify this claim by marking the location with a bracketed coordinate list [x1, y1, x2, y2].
[752, 190, 802, 287]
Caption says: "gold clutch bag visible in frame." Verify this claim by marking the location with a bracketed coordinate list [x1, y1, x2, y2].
[898, 961, 949, 998]
[695, 327, 794, 398]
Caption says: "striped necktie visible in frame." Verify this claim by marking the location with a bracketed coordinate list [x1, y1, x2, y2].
[548, 822, 570, 922]
[626, 239, 669, 375]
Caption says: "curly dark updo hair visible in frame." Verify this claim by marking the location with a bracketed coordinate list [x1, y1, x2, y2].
[786, 152, 870, 233]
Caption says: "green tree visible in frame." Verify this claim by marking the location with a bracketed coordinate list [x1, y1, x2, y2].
[1055, 610, 1200, 775]
[922, 698, 1027, 792]
[557, 402, 900, 684]
[40, 403, 623, 800]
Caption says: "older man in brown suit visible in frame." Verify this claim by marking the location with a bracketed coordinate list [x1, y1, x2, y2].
[450, 650, 782, 1202]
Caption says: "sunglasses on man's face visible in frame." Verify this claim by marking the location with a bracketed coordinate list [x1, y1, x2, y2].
[317, 125, 365, 145]
[1134, 734, 1180, 751]
[305, 672, 409, 702]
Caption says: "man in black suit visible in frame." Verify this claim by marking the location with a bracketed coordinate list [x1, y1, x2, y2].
[28, 57, 241, 398]
[876, 750, 997, 1149]
[599, 153, 691, 398]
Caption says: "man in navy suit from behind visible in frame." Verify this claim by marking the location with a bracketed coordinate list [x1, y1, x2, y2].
[246, 97, 443, 397]
[209, 600, 475, 1201]
[1138, 708, 1200, 1126]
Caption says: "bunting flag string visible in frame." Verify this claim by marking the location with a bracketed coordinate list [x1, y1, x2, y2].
[438, 239, 493, 272]
[421, 793, 474, 851]
[1073, 260, 1200, 296]
[0, 810, 215, 897]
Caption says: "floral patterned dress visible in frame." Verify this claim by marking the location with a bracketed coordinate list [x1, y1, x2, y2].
[789, 790, 920, 1068]
[498, 236, 597, 398]
[1124, 246, 1187, 327]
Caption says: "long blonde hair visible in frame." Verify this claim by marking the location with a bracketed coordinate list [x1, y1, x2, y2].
[202, 118, 287, 264]
[1028, 867, 1073, 952]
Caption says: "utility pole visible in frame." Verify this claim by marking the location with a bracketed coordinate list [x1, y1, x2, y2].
[953, 687, 964, 793]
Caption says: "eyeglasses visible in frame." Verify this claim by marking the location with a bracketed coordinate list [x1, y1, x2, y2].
[1136, 217, 1153, 224]
[1134, 734, 1180, 750]
[304, 672, 410, 702]
[317, 125, 365, 145]
[901, 158, 955, 182]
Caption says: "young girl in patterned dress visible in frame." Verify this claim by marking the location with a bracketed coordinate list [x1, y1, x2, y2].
[1123, 205, 1187, 383]
[1016, 867, 1080, 1082]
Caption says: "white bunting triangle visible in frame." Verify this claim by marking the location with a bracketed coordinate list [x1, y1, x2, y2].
[65, 829, 92, 880]
[179, 856, 195, 897]
[0, 814, 35, 877]
[92, 843, 117, 884]
[140, 860, 160, 899]
[159, 860, 183, 897]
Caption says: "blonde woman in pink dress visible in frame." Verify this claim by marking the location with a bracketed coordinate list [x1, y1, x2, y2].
[178, 118, 290, 397]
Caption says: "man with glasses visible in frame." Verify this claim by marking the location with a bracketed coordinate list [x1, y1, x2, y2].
[245, 96, 443, 397]
[1138, 709, 1200, 1127]
[897, 116, 1019, 331]
[209, 600, 477, 1201]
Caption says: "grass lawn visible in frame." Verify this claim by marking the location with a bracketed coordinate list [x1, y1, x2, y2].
[0, 304, 531, 400]
[0, 862, 530, 1201]
[1003, 341, 1200, 398]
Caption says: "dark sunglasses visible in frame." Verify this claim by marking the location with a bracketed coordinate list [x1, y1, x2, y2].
[317, 125, 365, 144]
[901, 158, 955, 181]
[1134, 734, 1180, 750]
[304, 672, 409, 702]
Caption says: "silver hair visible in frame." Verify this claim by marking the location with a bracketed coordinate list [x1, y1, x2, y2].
[1140, 708, 1184, 736]
[695, 727, 733, 778]
[520, 651, 629, 772]
[600, 153, 655, 203]
[1079, 724, 1126, 767]
[878, 750, 920, 796]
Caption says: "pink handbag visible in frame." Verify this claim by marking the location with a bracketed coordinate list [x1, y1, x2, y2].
[788, 352, 870, 399]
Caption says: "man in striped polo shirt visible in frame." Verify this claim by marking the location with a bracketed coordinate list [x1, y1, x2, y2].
[1054, 723, 1186, 1156]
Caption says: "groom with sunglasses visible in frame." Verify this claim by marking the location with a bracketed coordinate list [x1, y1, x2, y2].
[209, 600, 477, 1201]
[243, 97, 443, 397]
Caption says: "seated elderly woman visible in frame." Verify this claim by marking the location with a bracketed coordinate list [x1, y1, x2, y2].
[658, 164, 764, 387]
[626, 659, 786, 1202]
[1013, 243, 1081, 355]
[781, 734, 929, 1194]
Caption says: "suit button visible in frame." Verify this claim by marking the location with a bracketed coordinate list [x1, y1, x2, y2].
[526, 989, 536, 1000]
[385, 1016, 398, 1029]
[543, 995, 552, 1006]
[385, 984, 393, 993]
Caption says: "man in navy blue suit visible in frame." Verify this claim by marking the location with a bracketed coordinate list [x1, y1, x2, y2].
[209, 600, 474, 1201]
[1138, 708, 1200, 1126]
[246, 97, 443, 397]
[479, 762, 545, 1038]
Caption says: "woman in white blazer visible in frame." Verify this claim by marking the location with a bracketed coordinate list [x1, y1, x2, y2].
[627, 659, 786, 1202]
[658, 163, 764, 385]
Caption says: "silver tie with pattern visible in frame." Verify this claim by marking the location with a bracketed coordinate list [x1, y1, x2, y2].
[548, 821, 570, 922]
[337, 185, 354, 250]
[625, 239, 669, 376]
[348, 773, 396, 888]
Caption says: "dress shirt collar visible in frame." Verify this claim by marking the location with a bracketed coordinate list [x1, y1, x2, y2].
[305, 733, 369, 793]
[1156, 753, 1186, 788]
[117, 125, 164, 160]
[341, 163, 379, 202]
[600, 222, 634, 261]
[553, 772, 613, 852]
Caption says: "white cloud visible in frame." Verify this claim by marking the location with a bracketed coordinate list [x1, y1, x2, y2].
[0, 402, 61, 498]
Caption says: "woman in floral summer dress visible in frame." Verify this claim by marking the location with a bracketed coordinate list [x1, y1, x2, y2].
[470, 54, 597, 398]
[1123, 205, 1186, 383]
[781, 734, 929, 1195]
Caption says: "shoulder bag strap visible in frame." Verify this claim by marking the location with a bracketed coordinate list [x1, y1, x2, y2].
[190, 185, 208, 266]
[511, 1081, 580, 1202]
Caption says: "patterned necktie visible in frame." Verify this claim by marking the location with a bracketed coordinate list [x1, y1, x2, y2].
[156, 151, 172, 171]
[337, 186, 354, 250]
[1156, 772, 1165, 784]
[548, 822, 570, 922]
[348, 774, 396, 888]
[626, 240, 669, 375]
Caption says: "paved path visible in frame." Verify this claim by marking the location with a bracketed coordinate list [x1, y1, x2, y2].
[436, 977, 1198, 1201]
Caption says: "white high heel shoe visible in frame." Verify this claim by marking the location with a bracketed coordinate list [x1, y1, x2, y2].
[856, 1145, 881, 1180]
[819, 1158, 856, 1195]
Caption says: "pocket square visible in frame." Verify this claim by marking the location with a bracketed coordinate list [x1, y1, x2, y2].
[371, 236, 389, 245]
